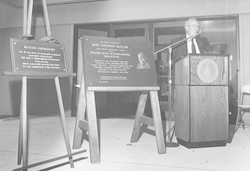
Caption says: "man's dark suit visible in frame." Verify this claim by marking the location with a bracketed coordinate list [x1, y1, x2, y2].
[171, 35, 205, 63]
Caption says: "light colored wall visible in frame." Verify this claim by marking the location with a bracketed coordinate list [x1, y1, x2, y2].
[239, 14, 250, 88]
[0, 28, 23, 116]
[0, 1, 21, 28]
[2, 0, 250, 28]
[45, 0, 250, 25]
[239, 14, 250, 121]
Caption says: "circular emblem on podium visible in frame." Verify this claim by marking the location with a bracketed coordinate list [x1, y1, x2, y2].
[197, 58, 219, 83]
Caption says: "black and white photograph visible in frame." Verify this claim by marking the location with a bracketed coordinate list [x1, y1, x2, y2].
[0, 0, 249, 171]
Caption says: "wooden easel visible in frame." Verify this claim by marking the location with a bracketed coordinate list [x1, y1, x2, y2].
[4, 0, 83, 170]
[72, 38, 166, 164]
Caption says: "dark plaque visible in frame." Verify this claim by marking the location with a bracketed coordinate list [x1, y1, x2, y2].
[82, 36, 158, 87]
[10, 38, 67, 73]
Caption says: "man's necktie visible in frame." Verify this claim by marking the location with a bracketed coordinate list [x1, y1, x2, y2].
[192, 39, 196, 54]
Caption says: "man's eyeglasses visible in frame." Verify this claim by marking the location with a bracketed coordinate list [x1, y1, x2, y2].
[187, 25, 200, 29]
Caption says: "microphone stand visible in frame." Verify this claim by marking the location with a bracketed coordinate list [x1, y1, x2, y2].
[154, 31, 202, 147]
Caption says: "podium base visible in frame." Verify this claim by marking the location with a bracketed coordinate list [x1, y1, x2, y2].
[165, 141, 179, 147]
[177, 138, 227, 148]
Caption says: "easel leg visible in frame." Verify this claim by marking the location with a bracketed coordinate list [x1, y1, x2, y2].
[26, 0, 33, 37]
[17, 87, 25, 165]
[86, 91, 100, 163]
[22, 0, 28, 36]
[54, 77, 74, 168]
[149, 91, 166, 154]
[73, 101, 87, 149]
[19, 0, 28, 162]
[41, 0, 52, 36]
[235, 107, 242, 131]
[18, 76, 28, 170]
[17, 120, 23, 165]
[73, 82, 87, 149]
[131, 91, 148, 142]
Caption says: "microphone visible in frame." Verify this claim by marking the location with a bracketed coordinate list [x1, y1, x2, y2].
[153, 31, 202, 54]
[196, 30, 203, 36]
[190, 30, 203, 40]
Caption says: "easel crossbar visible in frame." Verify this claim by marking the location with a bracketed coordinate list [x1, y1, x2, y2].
[13, 150, 86, 171]
[138, 116, 154, 127]
[87, 86, 160, 91]
[4, 71, 76, 78]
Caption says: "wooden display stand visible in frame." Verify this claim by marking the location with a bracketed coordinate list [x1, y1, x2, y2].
[4, 1, 84, 171]
[5, 38, 79, 170]
[73, 36, 166, 163]
[174, 54, 229, 148]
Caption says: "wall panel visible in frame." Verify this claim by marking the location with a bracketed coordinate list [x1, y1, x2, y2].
[0, 1, 22, 28]
[239, 14, 250, 121]
[1, 0, 250, 29]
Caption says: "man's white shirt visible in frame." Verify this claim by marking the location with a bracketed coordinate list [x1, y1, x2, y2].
[187, 37, 200, 54]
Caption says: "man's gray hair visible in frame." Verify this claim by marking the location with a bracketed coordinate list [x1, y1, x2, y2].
[185, 18, 199, 26]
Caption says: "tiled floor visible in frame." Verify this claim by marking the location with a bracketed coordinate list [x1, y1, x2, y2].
[0, 116, 250, 171]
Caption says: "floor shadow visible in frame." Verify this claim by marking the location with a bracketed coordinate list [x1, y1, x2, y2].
[227, 124, 236, 143]
[38, 157, 88, 171]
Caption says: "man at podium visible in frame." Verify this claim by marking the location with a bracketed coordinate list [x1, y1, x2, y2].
[171, 18, 205, 62]
[172, 18, 229, 148]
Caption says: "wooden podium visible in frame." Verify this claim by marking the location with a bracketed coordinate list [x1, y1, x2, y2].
[174, 54, 229, 148]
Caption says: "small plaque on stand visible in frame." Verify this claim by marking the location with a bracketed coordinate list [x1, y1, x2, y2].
[10, 38, 67, 74]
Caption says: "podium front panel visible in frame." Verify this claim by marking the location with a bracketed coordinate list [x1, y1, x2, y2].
[175, 54, 229, 85]
[190, 55, 229, 85]
[190, 86, 228, 142]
